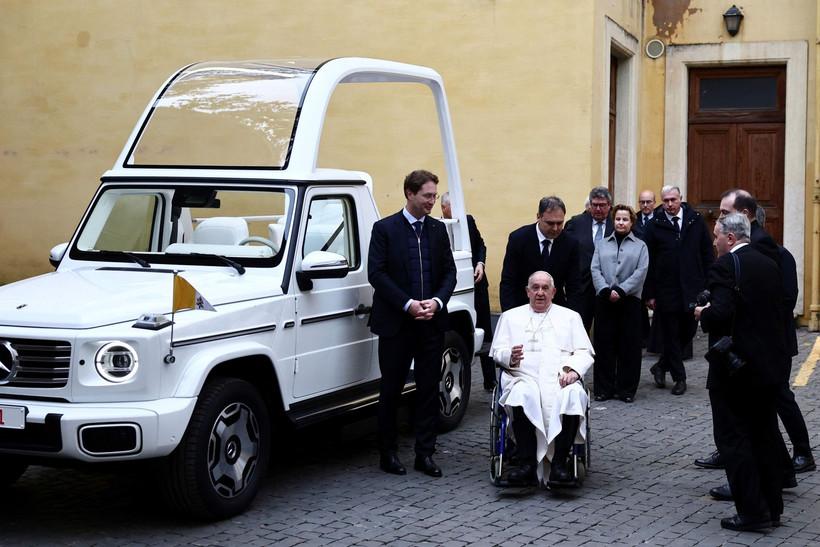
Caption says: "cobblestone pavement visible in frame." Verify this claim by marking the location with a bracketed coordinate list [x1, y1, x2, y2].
[3, 329, 819, 546]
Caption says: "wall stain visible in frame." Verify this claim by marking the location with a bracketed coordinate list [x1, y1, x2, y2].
[76, 31, 90, 48]
[651, 0, 700, 39]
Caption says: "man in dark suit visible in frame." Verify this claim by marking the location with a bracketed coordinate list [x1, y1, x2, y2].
[643, 185, 714, 395]
[368, 169, 456, 478]
[695, 213, 789, 531]
[632, 189, 656, 241]
[694, 190, 815, 473]
[441, 192, 495, 391]
[563, 186, 614, 330]
[499, 196, 582, 315]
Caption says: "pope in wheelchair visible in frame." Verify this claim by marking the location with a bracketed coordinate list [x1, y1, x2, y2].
[490, 271, 593, 487]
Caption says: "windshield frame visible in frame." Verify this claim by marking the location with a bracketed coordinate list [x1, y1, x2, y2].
[68, 181, 297, 269]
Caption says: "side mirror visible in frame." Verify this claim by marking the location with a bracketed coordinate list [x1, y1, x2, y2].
[49, 242, 68, 269]
[296, 251, 349, 291]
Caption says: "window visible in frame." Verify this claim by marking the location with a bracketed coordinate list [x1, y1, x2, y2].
[78, 194, 159, 252]
[302, 196, 359, 268]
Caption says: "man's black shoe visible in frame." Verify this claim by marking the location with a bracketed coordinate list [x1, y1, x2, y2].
[379, 452, 406, 475]
[710, 484, 733, 501]
[671, 380, 686, 395]
[620, 395, 634, 403]
[547, 460, 573, 485]
[793, 454, 816, 473]
[782, 473, 797, 489]
[650, 363, 666, 388]
[414, 455, 442, 477]
[593, 393, 611, 402]
[694, 450, 725, 469]
[720, 514, 772, 532]
[506, 463, 537, 485]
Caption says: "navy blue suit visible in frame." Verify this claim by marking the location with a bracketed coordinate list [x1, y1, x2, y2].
[563, 211, 614, 330]
[368, 210, 456, 456]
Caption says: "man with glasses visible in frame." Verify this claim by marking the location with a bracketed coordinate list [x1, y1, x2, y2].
[500, 196, 582, 315]
[368, 169, 456, 478]
[564, 187, 615, 330]
[633, 190, 656, 240]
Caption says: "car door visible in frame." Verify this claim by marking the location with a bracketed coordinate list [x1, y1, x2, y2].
[292, 189, 376, 398]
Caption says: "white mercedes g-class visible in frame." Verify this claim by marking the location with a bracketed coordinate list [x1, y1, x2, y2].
[0, 58, 482, 519]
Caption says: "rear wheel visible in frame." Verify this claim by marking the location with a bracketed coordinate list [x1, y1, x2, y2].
[437, 331, 471, 432]
[0, 456, 27, 488]
[160, 377, 270, 520]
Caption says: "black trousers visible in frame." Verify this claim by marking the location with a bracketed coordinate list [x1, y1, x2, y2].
[710, 386, 784, 518]
[377, 320, 443, 457]
[655, 310, 698, 381]
[511, 407, 579, 465]
[593, 295, 642, 398]
[474, 281, 495, 385]
[776, 362, 812, 457]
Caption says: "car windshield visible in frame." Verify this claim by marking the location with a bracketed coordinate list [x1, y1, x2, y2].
[126, 60, 322, 168]
[72, 184, 294, 268]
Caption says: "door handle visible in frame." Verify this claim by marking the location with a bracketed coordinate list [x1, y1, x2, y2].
[354, 304, 372, 316]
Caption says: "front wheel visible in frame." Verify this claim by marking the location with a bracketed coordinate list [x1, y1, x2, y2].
[160, 378, 270, 520]
[437, 331, 471, 432]
[0, 456, 27, 489]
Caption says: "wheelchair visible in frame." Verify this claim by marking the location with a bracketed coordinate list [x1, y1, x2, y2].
[489, 367, 590, 489]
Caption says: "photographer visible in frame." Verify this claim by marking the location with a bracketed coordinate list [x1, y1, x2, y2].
[694, 213, 789, 532]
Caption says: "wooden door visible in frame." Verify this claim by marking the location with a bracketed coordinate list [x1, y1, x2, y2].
[686, 66, 786, 243]
[608, 55, 617, 196]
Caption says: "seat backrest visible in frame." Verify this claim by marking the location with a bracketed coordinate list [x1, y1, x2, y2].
[192, 217, 249, 245]
[268, 223, 285, 254]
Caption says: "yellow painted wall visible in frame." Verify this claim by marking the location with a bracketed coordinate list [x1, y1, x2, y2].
[0, 0, 603, 312]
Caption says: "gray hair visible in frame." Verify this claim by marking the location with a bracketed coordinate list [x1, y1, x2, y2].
[527, 270, 555, 288]
[588, 186, 612, 203]
[716, 212, 751, 241]
[538, 195, 566, 215]
[660, 185, 681, 197]
[440, 192, 451, 206]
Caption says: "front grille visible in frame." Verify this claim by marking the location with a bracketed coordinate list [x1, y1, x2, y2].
[1, 338, 71, 388]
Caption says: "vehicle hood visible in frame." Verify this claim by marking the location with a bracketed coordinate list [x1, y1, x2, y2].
[0, 268, 283, 329]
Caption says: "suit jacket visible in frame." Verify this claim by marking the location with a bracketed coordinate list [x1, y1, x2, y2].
[467, 214, 488, 289]
[633, 212, 654, 241]
[499, 224, 581, 312]
[368, 211, 457, 337]
[563, 211, 615, 295]
[700, 245, 787, 390]
[750, 221, 780, 264]
[643, 203, 714, 312]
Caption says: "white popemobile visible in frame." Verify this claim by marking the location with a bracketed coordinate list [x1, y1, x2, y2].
[0, 58, 482, 519]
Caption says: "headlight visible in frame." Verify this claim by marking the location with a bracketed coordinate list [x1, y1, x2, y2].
[95, 342, 139, 383]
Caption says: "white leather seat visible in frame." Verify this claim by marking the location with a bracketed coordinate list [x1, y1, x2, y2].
[192, 217, 249, 245]
[268, 223, 285, 254]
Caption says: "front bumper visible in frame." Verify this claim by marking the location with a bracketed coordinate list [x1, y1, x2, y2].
[0, 397, 197, 462]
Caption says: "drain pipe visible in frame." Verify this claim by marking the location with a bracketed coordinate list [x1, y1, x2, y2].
[810, 177, 820, 331]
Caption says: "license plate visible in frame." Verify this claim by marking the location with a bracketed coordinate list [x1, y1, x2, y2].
[0, 405, 26, 430]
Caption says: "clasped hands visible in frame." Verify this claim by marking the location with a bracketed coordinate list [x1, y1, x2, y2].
[408, 299, 439, 320]
[509, 344, 579, 388]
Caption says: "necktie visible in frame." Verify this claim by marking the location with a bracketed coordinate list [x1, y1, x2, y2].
[413, 221, 423, 238]
[541, 239, 551, 261]
[643, 214, 650, 226]
[671, 216, 680, 233]
[594, 222, 603, 242]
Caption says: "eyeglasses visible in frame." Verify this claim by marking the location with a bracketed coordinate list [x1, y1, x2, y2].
[639, 200, 654, 204]
[590, 202, 609, 209]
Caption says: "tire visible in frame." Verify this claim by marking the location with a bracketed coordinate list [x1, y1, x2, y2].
[0, 456, 27, 489]
[160, 377, 270, 520]
[437, 331, 471, 432]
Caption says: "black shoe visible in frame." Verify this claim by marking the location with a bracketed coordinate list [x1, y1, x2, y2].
[720, 514, 772, 532]
[619, 395, 634, 403]
[506, 463, 537, 485]
[414, 455, 442, 477]
[793, 454, 816, 473]
[379, 452, 406, 475]
[710, 484, 733, 501]
[671, 380, 686, 395]
[548, 460, 573, 485]
[593, 393, 611, 402]
[650, 363, 666, 388]
[782, 473, 797, 489]
[694, 450, 725, 469]
[771, 514, 782, 527]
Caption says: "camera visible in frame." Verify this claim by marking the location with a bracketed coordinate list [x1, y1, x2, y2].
[705, 336, 746, 375]
[688, 289, 711, 313]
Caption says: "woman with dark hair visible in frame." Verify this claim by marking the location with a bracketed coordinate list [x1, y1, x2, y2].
[590, 204, 648, 402]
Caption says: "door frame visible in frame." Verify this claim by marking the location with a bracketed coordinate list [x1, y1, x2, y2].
[663, 41, 808, 313]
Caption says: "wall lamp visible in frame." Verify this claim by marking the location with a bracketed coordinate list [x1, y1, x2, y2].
[723, 5, 744, 37]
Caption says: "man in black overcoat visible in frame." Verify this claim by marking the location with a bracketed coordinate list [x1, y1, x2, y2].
[563, 186, 615, 330]
[695, 213, 789, 531]
[499, 196, 582, 314]
[643, 185, 714, 395]
[368, 169, 456, 478]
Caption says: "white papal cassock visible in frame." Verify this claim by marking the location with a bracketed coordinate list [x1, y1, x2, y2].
[490, 303, 594, 481]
